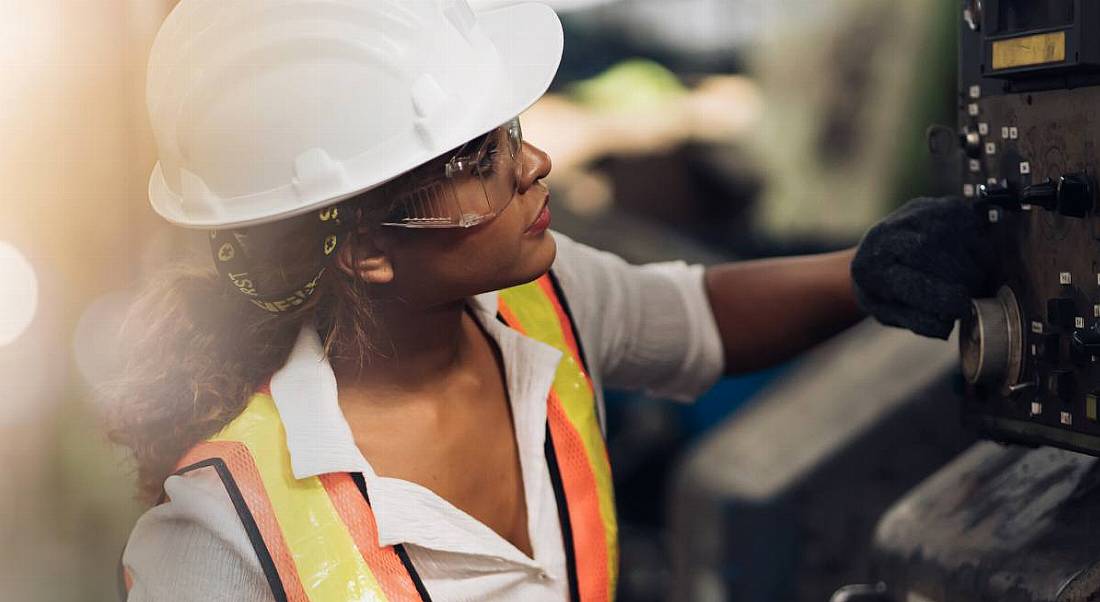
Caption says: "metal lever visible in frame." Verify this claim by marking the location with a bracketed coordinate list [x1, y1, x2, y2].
[978, 182, 1020, 211]
[830, 583, 894, 602]
[1007, 380, 1037, 395]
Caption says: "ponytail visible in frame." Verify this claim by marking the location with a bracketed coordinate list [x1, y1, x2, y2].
[104, 263, 307, 504]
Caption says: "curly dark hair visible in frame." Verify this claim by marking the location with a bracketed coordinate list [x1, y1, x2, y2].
[104, 202, 383, 505]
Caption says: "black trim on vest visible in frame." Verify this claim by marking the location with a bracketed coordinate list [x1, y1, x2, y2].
[496, 315, 582, 601]
[545, 425, 582, 602]
[351, 473, 433, 602]
[174, 458, 288, 602]
[393, 542, 433, 601]
[496, 272, 596, 602]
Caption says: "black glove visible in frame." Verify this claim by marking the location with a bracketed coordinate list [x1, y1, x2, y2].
[851, 196, 997, 340]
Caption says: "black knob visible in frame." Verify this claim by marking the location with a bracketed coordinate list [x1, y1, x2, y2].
[1072, 326, 1100, 356]
[1057, 173, 1094, 218]
[978, 183, 1020, 210]
[1047, 298, 1077, 329]
[1023, 178, 1058, 210]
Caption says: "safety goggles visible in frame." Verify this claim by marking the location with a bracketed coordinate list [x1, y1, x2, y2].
[381, 117, 524, 228]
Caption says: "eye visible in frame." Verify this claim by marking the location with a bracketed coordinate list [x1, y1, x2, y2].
[477, 139, 501, 173]
[383, 199, 410, 223]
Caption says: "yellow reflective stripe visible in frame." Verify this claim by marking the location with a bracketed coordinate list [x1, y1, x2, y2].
[499, 279, 619, 599]
[213, 393, 389, 602]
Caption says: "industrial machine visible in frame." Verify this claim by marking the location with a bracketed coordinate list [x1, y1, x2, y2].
[840, 2, 1100, 600]
[673, 3, 1100, 600]
[956, 0, 1100, 457]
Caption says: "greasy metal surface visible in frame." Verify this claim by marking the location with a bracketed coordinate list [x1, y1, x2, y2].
[873, 442, 1100, 601]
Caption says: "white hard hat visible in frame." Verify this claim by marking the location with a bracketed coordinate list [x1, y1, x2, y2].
[146, 0, 563, 229]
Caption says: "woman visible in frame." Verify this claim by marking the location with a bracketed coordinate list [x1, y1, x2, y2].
[112, 1, 991, 601]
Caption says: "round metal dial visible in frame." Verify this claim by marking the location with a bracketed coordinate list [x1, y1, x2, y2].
[960, 285, 1023, 393]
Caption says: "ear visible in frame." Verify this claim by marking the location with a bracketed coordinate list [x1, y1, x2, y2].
[335, 224, 395, 285]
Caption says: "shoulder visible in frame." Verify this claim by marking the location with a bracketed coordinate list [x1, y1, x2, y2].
[548, 229, 621, 282]
[126, 468, 259, 566]
[549, 229, 708, 298]
[547, 229, 711, 328]
[545, 230, 724, 400]
[546, 230, 630, 311]
[123, 468, 272, 601]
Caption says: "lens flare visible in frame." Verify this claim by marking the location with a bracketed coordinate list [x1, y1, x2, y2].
[0, 242, 38, 347]
[73, 290, 131, 393]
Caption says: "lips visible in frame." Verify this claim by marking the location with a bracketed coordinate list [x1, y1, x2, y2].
[525, 196, 551, 234]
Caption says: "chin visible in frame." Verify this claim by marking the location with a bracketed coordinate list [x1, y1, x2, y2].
[489, 231, 558, 294]
[519, 230, 557, 282]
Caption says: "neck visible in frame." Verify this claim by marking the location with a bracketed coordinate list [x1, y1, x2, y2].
[329, 297, 478, 395]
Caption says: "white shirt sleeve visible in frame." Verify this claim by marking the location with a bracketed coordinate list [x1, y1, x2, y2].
[123, 468, 274, 602]
[549, 231, 725, 402]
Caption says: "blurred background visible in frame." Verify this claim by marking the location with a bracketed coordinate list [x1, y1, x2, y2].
[0, 0, 965, 600]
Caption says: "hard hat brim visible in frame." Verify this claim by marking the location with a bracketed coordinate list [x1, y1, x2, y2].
[148, 1, 564, 230]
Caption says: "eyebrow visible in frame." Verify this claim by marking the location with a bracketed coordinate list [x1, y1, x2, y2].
[454, 129, 495, 157]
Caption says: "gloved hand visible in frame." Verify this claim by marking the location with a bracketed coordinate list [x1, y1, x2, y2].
[851, 196, 997, 340]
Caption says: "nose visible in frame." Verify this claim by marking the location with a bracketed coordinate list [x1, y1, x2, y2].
[516, 141, 552, 194]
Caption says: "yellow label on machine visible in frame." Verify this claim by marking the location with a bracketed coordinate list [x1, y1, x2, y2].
[992, 31, 1066, 70]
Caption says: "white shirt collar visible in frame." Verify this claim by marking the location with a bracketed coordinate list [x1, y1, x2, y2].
[267, 290, 564, 564]
[268, 321, 371, 479]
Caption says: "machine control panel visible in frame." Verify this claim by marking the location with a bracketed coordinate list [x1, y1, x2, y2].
[956, 0, 1100, 455]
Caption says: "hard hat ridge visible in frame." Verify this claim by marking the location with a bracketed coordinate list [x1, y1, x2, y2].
[146, 0, 563, 229]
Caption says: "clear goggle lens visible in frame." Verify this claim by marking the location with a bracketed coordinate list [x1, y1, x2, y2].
[381, 118, 523, 228]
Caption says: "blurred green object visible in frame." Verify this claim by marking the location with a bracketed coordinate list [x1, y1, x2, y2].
[748, 0, 957, 244]
[889, 0, 958, 209]
[4, 390, 144, 602]
[569, 58, 688, 113]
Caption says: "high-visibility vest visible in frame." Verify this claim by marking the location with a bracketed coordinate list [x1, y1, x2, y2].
[121, 272, 619, 602]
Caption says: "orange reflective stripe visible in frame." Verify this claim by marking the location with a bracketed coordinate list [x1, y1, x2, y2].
[498, 273, 619, 601]
[497, 300, 523, 339]
[318, 473, 423, 600]
[175, 397, 426, 602]
[175, 440, 311, 602]
[548, 390, 611, 602]
[153, 272, 616, 601]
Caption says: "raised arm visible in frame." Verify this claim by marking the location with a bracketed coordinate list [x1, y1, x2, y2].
[705, 249, 863, 374]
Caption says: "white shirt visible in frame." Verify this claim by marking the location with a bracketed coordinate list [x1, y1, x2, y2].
[122, 231, 725, 602]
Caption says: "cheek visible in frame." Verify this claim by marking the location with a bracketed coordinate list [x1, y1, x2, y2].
[386, 212, 556, 306]
[464, 200, 556, 285]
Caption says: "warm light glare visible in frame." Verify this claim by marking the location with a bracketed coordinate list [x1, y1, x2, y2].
[73, 290, 130, 393]
[0, 242, 38, 346]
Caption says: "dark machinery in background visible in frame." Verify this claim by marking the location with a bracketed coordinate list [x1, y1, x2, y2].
[672, 2, 1100, 600]
[669, 324, 973, 601]
[837, 1, 1100, 600]
[957, 0, 1100, 457]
